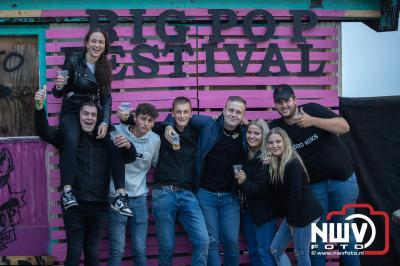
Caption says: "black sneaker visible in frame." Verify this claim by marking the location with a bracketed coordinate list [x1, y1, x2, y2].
[62, 190, 78, 209]
[111, 193, 133, 217]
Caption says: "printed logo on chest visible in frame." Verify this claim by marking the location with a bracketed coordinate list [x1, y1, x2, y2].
[292, 134, 319, 150]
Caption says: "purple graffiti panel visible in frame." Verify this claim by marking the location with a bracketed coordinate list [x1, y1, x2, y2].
[0, 139, 49, 255]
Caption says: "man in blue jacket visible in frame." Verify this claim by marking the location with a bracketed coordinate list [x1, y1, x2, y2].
[166, 96, 248, 266]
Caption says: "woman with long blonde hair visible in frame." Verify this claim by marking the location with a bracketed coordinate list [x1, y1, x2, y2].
[235, 120, 289, 265]
[268, 127, 322, 266]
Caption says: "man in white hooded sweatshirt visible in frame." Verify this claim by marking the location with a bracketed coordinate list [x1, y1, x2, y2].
[108, 103, 161, 266]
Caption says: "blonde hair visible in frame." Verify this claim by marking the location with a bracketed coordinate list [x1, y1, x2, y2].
[247, 119, 270, 161]
[267, 127, 309, 185]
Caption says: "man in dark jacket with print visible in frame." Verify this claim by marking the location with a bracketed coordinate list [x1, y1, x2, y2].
[34, 89, 136, 266]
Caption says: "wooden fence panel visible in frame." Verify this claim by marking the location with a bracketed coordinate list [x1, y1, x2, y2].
[44, 10, 340, 265]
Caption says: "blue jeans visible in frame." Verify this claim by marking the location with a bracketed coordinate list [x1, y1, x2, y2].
[152, 188, 209, 266]
[108, 195, 148, 266]
[309, 173, 360, 266]
[197, 188, 240, 266]
[242, 210, 280, 266]
[270, 218, 313, 266]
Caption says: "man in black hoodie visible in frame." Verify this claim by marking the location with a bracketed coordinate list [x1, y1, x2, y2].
[34, 89, 136, 266]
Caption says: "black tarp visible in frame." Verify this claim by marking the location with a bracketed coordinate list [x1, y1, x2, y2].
[340, 96, 400, 266]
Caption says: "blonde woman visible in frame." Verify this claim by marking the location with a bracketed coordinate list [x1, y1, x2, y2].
[268, 127, 322, 266]
[235, 119, 289, 265]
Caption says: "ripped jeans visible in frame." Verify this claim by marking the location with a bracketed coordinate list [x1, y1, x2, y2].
[270, 218, 314, 266]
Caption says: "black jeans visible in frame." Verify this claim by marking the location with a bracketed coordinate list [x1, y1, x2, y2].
[63, 202, 108, 266]
[60, 112, 80, 187]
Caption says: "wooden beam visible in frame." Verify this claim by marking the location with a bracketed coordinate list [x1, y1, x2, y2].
[0, 10, 41, 17]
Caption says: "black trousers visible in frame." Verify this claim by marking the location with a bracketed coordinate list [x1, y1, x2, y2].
[63, 202, 108, 266]
[60, 112, 80, 187]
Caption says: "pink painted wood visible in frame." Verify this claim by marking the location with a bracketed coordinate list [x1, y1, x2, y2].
[45, 39, 198, 52]
[0, 140, 49, 256]
[45, 26, 337, 39]
[198, 76, 338, 86]
[45, 26, 198, 39]
[196, 51, 338, 61]
[45, 39, 337, 53]
[41, 9, 346, 19]
[196, 38, 338, 49]
[196, 63, 338, 74]
[46, 50, 336, 65]
[198, 89, 338, 99]
[196, 26, 338, 36]
[44, 13, 340, 265]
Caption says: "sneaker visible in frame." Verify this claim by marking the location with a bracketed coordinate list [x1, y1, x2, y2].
[62, 190, 78, 209]
[111, 193, 134, 217]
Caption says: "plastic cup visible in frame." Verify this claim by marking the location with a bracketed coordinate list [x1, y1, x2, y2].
[109, 130, 118, 142]
[119, 102, 131, 117]
[232, 164, 243, 177]
[393, 209, 400, 225]
[172, 133, 180, 150]
[58, 70, 69, 85]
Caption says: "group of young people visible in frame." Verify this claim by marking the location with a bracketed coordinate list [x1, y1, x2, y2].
[34, 28, 360, 266]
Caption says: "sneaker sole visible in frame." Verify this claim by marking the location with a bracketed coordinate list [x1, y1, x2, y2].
[110, 204, 134, 217]
[64, 202, 78, 210]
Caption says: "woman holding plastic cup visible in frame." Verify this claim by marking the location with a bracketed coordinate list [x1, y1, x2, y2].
[235, 119, 288, 266]
[51, 28, 129, 213]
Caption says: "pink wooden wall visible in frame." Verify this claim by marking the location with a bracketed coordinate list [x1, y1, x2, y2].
[44, 9, 340, 265]
[0, 139, 48, 256]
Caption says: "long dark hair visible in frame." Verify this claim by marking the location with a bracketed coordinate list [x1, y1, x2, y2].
[84, 28, 112, 95]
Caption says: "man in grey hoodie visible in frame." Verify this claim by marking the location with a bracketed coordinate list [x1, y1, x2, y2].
[108, 103, 161, 266]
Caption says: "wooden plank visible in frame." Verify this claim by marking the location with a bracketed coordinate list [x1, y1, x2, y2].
[46, 99, 199, 113]
[41, 9, 349, 19]
[45, 26, 197, 39]
[197, 51, 338, 61]
[200, 110, 339, 120]
[45, 26, 336, 40]
[46, 90, 198, 104]
[200, 111, 279, 120]
[47, 62, 336, 78]
[47, 64, 198, 77]
[45, 39, 336, 53]
[198, 76, 338, 86]
[198, 89, 338, 99]
[0, 10, 41, 17]
[200, 97, 339, 108]
[46, 51, 336, 66]
[45, 77, 197, 90]
[196, 38, 338, 49]
[196, 63, 338, 74]
[196, 26, 338, 36]
[40, 9, 380, 20]
[45, 39, 198, 52]
[72, 89, 195, 101]
[46, 52, 197, 65]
